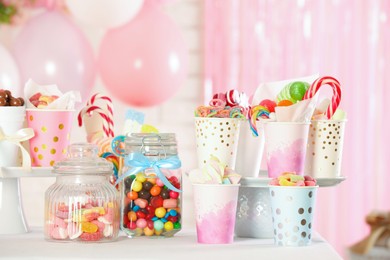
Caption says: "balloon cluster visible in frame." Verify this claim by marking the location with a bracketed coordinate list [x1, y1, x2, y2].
[0, 0, 187, 107]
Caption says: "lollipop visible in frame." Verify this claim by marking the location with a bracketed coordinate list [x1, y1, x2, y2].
[303, 76, 341, 119]
[249, 105, 270, 136]
[276, 81, 309, 104]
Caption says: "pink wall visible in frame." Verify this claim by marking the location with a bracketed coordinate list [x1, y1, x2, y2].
[204, 0, 390, 254]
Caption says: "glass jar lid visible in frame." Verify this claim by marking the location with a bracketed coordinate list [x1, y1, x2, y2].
[53, 143, 113, 175]
[124, 133, 178, 157]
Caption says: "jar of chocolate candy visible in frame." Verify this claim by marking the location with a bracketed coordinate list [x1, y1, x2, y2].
[117, 133, 182, 237]
[44, 143, 120, 242]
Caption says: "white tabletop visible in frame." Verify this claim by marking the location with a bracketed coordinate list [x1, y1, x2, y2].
[0, 228, 341, 260]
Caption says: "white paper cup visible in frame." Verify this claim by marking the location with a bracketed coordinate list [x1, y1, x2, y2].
[235, 121, 265, 177]
[0, 106, 25, 167]
[264, 122, 310, 178]
[269, 186, 318, 246]
[195, 117, 241, 169]
[193, 184, 240, 244]
[305, 120, 346, 178]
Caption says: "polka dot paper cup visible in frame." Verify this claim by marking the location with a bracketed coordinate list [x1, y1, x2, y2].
[269, 185, 318, 247]
[193, 184, 240, 244]
[195, 117, 241, 169]
[305, 120, 346, 178]
[26, 109, 74, 167]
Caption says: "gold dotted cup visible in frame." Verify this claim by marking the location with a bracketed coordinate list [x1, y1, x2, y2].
[194, 117, 242, 169]
[305, 120, 346, 178]
[269, 185, 318, 247]
[26, 109, 74, 167]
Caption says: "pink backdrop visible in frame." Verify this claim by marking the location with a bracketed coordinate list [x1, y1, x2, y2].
[204, 0, 390, 255]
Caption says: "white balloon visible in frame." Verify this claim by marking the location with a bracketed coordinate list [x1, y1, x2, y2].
[65, 0, 144, 29]
[0, 44, 21, 96]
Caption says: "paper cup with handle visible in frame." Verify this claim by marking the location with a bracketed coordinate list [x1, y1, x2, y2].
[269, 185, 318, 246]
[26, 109, 74, 167]
[193, 184, 240, 244]
[264, 122, 310, 178]
[195, 117, 241, 169]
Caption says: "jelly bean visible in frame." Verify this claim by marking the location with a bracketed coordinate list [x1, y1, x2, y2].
[146, 174, 157, 184]
[124, 177, 133, 188]
[155, 229, 163, 236]
[167, 216, 178, 223]
[163, 199, 178, 209]
[173, 222, 181, 229]
[144, 226, 154, 236]
[277, 100, 294, 107]
[136, 211, 146, 219]
[127, 191, 138, 200]
[123, 214, 129, 226]
[132, 180, 143, 192]
[146, 205, 155, 216]
[134, 198, 148, 208]
[133, 205, 140, 212]
[155, 207, 166, 218]
[150, 196, 163, 208]
[169, 191, 179, 199]
[150, 186, 162, 196]
[142, 181, 153, 191]
[160, 189, 170, 199]
[154, 220, 164, 231]
[156, 178, 164, 187]
[147, 220, 154, 230]
[127, 221, 137, 230]
[136, 173, 146, 182]
[140, 208, 149, 215]
[128, 211, 137, 222]
[164, 212, 170, 218]
[164, 221, 174, 231]
[136, 218, 147, 229]
[81, 222, 98, 233]
[259, 99, 277, 113]
[138, 190, 151, 200]
[161, 218, 168, 223]
[169, 209, 178, 217]
[152, 216, 158, 221]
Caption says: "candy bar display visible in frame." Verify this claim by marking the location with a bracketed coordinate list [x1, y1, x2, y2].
[118, 133, 182, 237]
[44, 143, 120, 242]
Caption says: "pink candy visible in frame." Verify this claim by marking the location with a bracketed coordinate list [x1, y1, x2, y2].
[269, 172, 317, 187]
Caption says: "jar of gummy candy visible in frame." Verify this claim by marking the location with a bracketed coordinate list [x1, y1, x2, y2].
[44, 143, 120, 242]
[117, 133, 182, 237]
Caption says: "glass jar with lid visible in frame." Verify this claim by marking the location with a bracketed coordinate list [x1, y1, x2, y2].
[44, 143, 120, 242]
[114, 133, 182, 238]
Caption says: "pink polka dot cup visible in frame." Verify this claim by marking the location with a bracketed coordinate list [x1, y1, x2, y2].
[26, 109, 74, 167]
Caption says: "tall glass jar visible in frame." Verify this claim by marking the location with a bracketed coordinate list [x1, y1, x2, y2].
[44, 143, 120, 242]
[119, 133, 182, 237]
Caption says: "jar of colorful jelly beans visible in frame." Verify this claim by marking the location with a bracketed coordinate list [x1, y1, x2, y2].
[119, 133, 182, 237]
[44, 143, 120, 242]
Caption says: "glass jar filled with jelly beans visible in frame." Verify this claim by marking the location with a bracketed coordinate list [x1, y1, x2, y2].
[44, 143, 120, 242]
[118, 133, 182, 237]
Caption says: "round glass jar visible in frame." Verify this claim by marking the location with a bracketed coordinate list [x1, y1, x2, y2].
[44, 143, 120, 242]
[120, 133, 182, 237]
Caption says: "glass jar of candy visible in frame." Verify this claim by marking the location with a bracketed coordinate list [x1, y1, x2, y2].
[44, 143, 120, 242]
[118, 133, 182, 237]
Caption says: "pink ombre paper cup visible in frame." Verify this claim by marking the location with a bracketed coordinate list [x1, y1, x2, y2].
[26, 109, 74, 167]
[193, 184, 240, 244]
[264, 122, 310, 178]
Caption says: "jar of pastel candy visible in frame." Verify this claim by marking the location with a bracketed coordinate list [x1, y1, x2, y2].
[118, 133, 182, 237]
[44, 143, 120, 242]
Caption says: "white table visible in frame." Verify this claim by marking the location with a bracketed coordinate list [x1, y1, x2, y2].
[0, 228, 342, 259]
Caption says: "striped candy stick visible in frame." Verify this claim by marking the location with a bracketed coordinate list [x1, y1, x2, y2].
[303, 76, 342, 119]
[78, 105, 114, 138]
[86, 94, 114, 137]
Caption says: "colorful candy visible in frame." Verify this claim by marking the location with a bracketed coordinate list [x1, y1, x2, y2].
[122, 172, 182, 237]
[269, 172, 317, 186]
[0, 89, 24, 107]
[303, 76, 342, 119]
[249, 105, 270, 136]
[276, 81, 309, 104]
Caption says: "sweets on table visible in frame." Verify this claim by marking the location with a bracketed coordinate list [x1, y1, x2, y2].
[0, 89, 24, 106]
[269, 172, 317, 186]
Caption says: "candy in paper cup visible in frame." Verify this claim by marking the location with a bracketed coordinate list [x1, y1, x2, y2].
[264, 122, 310, 178]
[235, 121, 265, 177]
[193, 184, 240, 244]
[305, 120, 346, 178]
[195, 117, 241, 169]
[26, 109, 74, 167]
[0, 107, 25, 166]
[269, 185, 318, 246]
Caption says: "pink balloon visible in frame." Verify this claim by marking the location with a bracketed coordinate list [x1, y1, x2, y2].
[12, 11, 96, 102]
[98, 4, 188, 107]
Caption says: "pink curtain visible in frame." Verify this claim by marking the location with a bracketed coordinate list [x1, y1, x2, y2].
[204, 0, 390, 255]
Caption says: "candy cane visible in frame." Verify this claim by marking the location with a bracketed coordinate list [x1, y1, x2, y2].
[303, 76, 342, 119]
[87, 94, 114, 136]
[78, 105, 114, 137]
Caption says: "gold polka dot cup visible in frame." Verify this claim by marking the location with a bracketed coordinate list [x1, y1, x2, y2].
[269, 185, 318, 247]
[195, 117, 242, 169]
[26, 109, 74, 167]
[305, 120, 346, 178]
